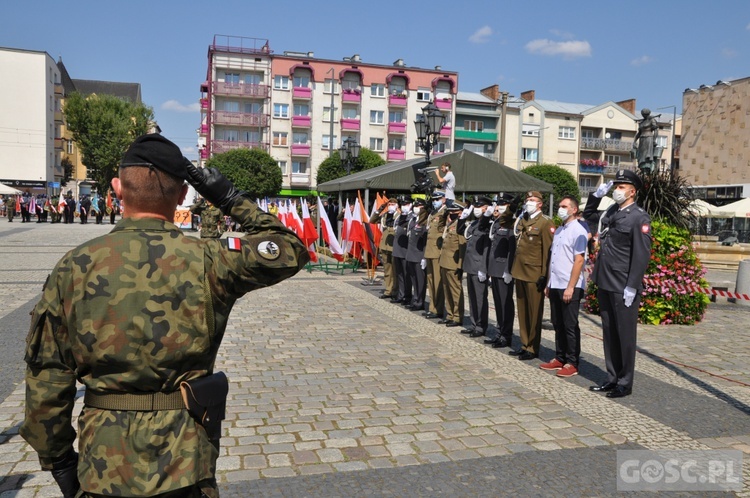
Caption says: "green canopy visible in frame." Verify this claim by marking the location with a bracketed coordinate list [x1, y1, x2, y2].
[316, 149, 554, 194]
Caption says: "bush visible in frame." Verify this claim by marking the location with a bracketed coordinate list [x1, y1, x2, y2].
[205, 148, 282, 199]
[316, 148, 385, 185]
[584, 220, 710, 325]
[521, 163, 579, 211]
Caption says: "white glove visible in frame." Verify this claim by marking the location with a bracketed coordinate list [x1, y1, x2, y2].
[502, 272, 513, 284]
[593, 180, 614, 198]
[483, 203, 495, 217]
[460, 207, 472, 219]
[623, 286, 636, 307]
[478, 271, 487, 283]
[420, 259, 427, 270]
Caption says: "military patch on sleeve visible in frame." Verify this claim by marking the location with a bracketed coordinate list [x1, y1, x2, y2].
[257, 240, 280, 260]
[642, 224, 650, 234]
[550, 227, 555, 234]
[227, 237, 242, 251]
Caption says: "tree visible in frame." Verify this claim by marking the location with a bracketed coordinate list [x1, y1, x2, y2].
[637, 169, 695, 231]
[205, 148, 282, 199]
[520, 163, 579, 210]
[63, 93, 154, 192]
[60, 157, 74, 187]
[315, 148, 386, 186]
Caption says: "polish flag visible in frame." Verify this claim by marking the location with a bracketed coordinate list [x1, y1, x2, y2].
[349, 197, 367, 259]
[341, 199, 352, 250]
[300, 200, 318, 263]
[58, 194, 67, 213]
[317, 197, 344, 261]
[277, 200, 289, 228]
[358, 191, 382, 265]
[287, 199, 304, 238]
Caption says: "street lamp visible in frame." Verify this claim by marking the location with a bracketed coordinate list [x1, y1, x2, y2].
[414, 101, 446, 165]
[338, 136, 360, 175]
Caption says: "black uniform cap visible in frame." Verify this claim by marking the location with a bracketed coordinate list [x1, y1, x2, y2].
[446, 201, 465, 211]
[495, 192, 515, 205]
[474, 196, 493, 207]
[614, 169, 642, 190]
[413, 198, 427, 207]
[120, 134, 190, 181]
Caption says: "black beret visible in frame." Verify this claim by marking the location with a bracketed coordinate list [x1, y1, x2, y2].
[495, 193, 515, 204]
[474, 196, 493, 207]
[120, 134, 189, 181]
[614, 169, 643, 190]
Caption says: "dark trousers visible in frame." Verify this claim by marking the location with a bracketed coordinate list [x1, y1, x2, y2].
[466, 273, 489, 333]
[490, 277, 515, 341]
[548, 288, 583, 367]
[407, 260, 426, 308]
[598, 289, 640, 390]
[393, 255, 411, 301]
[516, 280, 545, 355]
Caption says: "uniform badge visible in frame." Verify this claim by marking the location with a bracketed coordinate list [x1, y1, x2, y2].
[257, 240, 280, 260]
[227, 237, 242, 251]
[641, 224, 650, 234]
[550, 227, 555, 234]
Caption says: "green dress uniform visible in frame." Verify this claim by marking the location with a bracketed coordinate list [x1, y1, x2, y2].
[190, 199, 223, 239]
[20, 196, 309, 496]
[6, 195, 15, 222]
[438, 207, 467, 327]
[423, 204, 446, 316]
[511, 210, 555, 357]
[370, 206, 397, 298]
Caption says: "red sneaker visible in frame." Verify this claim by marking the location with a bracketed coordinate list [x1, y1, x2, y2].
[539, 358, 564, 371]
[556, 364, 578, 378]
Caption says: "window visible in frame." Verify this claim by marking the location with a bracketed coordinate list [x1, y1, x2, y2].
[558, 126, 576, 139]
[292, 161, 308, 174]
[341, 79, 360, 91]
[342, 107, 358, 119]
[242, 130, 260, 143]
[371, 84, 385, 97]
[605, 154, 620, 167]
[293, 75, 310, 88]
[388, 138, 403, 150]
[292, 132, 308, 145]
[244, 102, 261, 114]
[608, 131, 622, 140]
[416, 88, 431, 101]
[244, 73, 262, 85]
[322, 134, 338, 149]
[273, 132, 288, 146]
[273, 75, 289, 90]
[273, 103, 289, 118]
[323, 106, 338, 121]
[66, 140, 73, 154]
[522, 148, 538, 161]
[278, 160, 287, 174]
[370, 110, 384, 124]
[223, 130, 239, 142]
[464, 120, 483, 132]
[389, 82, 405, 95]
[522, 124, 540, 136]
[434, 142, 447, 153]
[656, 135, 668, 148]
[223, 101, 240, 112]
[293, 104, 310, 117]
[388, 111, 404, 123]
[581, 129, 595, 139]
[579, 177, 595, 188]
[324, 78, 339, 94]
[224, 72, 240, 85]
[370, 137, 384, 151]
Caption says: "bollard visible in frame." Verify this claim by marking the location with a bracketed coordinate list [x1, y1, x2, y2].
[735, 259, 750, 306]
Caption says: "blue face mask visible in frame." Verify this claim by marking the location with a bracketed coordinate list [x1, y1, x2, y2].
[432, 200, 442, 210]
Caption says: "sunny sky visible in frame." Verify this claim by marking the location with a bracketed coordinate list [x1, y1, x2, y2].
[4, 0, 750, 160]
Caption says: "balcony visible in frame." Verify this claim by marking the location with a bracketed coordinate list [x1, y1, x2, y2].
[200, 98, 209, 110]
[454, 129, 498, 141]
[580, 137, 634, 152]
[211, 110, 269, 127]
[211, 140, 266, 154]
[341, 118, 360, 131]
[440, 125, 452, 137]
[212, 82, 270, 98]
[54, 83, 64, 96]
[604, 163, 636, 175]
[387, 149, 406, 161]
[435, 98, 452, 110]
[342, 89, 361, 102]
[199, 149, 208, 159]
[54, 138, 63, 150]
[54, 111, 64, 123]
[388, 122, 407, 134]
[579, 185, 598, 196]
[292, 86, 312, 99]
[200, 124, 208, 135]
[291, 144, 311, 156]
[388, 95, 407, 107]
[579, 164, 606, 175]
[292, 115, 312, 128]
[290, 173, 310, 186]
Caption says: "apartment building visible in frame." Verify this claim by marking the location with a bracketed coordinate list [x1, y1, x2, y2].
[680, 77, 750, 205]
[198, 35, 457, 195]
[454, 88, 500, 161]
[0, 47, 63, 194]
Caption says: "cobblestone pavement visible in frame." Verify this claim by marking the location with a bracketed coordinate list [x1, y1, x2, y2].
[0, 221, 748, 496]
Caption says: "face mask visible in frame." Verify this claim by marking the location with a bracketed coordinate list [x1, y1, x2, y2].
[612, 189, 628, 205]
[473, 207, 483, 218]
[413, 207, 421, 215]
[432, 200, 442, 210]
[401, 205, 412, 214]
[525, 201, 538, 215]
[495, 205, 507, 216]
[387, 205, 397, 214]
[557, 207, 571, 221]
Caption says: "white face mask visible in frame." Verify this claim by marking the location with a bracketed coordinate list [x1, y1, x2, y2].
[401, 205, 412, 214]
[557, 207, 571, 221]
[387, 205, 397, 214]
[612, 189, 629, 205]
[432, 200, 442, 210]
[473, 207, 483, 217]
[413, 206, 421, 215]
[525, 201, 538, 215]
[495, 205, 507, 216]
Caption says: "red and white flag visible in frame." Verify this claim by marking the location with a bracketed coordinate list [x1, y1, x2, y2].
[317, 197, 344, 261]
[287, 199, 304, 238]
[277, 200, 289, 228]
[300, 200, 318, 263]
[349, 197, 367, 259]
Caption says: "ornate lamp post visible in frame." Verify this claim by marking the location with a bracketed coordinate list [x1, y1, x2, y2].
[338, 136, 361, 175]
[414, 101, 446, 165]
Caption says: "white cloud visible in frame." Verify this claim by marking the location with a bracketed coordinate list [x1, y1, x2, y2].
[181, 146, 197, 155]
[525, 39, 591, 59]
[549, 29, 575, 40]
[722, 47, 738, 58]
[161, 100, 200, 113]
[469, 26, 493, 44]
[630, 55, 654, 66]
[746, 22, 750, 30]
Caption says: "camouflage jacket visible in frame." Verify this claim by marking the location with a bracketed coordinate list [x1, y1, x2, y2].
[21, 196, 309, 495]
[190, 199, 223, 238]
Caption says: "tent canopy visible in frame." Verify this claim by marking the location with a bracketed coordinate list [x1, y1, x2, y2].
[717, 197, 750, 218]
[0, 182, 22, 195]
[685, 199, 734, 218]
[316, 149, 554, 194]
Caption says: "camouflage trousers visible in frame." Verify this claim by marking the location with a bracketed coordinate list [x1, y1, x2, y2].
[78, 478, 217, 498]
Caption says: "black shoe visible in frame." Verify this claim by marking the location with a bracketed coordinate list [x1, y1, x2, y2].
[517, 351, 537, 361]
[437, 319, 448, 324]
[422, 312, 438, 319]
[391, 298, 404, 304]
[379, 294, 393, 299]
[491, 338, 510, 348]
[460, 328, 474, 334]
[589, 383, 617, 393]
[508, 349, 524, 356]
[446, 322, 461, 327]
[483, 336, 497, 344]
[606, 386, 632, 398]
[470, 330, 485, 338]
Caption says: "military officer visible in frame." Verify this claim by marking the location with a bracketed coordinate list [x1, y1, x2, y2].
[422, 190, 446, 319]
[438, 201, 467, 327]
[461, 196, 494, 337]
[6, 194, 15, 222]
[485, 193, 519, 348]
[510, 191, 555, 360]
[190, 197, 223, 239]
[405, 198, 429, 310]
[391, 196, 412, 304]
[370, 197, 398, 299]
[586, 170, 651, 398]
[20, 134, 309, 498]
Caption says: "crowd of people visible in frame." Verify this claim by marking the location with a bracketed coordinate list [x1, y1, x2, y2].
[1, 192, 121, 225]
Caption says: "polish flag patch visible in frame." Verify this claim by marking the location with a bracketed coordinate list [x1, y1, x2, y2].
[642, 224, 650, 234]
[227, 237, 242, 251]
[550, 227, 556, 234]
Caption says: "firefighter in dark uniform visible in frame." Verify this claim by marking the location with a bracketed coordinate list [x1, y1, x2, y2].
[370, 197, 399, 299]
[391, 196, 412, 304]
[438, 201, 467, 327]
[461, 196, 494, 337]
[422, 190, 446, 319]
[585, 169, 651, 398]
[405, 198, 429, 310]
[510, 191, 555, 360]
[485, 193, 519, 348]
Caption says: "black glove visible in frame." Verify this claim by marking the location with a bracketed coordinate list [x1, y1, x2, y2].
[185, 161, 240, 213]
[536, 276, 547, 292]
[50, 449, 80, 498]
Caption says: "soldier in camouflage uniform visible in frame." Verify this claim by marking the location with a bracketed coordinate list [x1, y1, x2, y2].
[190, 197, 223, 238]
[20, 134, 309, 498]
